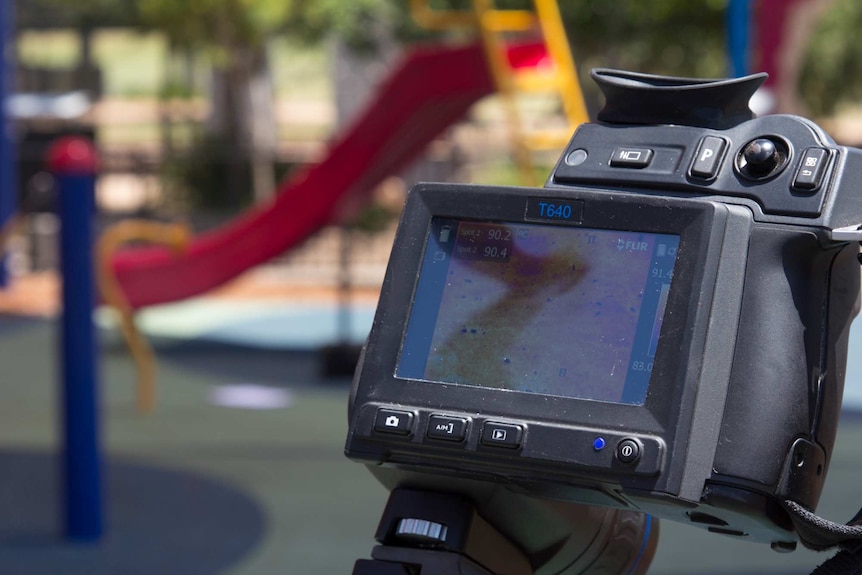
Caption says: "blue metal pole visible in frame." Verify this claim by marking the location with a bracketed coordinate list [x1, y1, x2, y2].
[727, 0, 751, 77]
[0, 0, 17, 286]
[50, 137, 103, 541]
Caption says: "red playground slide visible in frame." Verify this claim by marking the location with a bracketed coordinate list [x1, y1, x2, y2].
[113, 41, 548, 309]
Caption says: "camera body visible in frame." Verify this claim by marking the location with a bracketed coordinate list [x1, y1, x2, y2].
[345, 70, 862, 552]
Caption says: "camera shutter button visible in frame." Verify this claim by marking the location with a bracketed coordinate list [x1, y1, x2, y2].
[374, 408, 414, 435]
[616, 438, 642, 464]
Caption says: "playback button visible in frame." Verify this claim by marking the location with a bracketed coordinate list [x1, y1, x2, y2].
[481, 422, 524, 449]
[374, 409, 414, 435]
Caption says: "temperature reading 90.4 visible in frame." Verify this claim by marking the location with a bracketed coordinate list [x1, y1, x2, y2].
[483, 246, 509, 260]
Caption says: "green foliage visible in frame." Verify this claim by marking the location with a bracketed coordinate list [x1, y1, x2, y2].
[353, 201, 398, 234]
[471, 161, 553, 187]
[289, 0, 403, 51]
[137, 0, 400, 54]
[138, 0, 291, 51]
[17, 0, 737, 212]
[17, 0, 141, 28]
[18, 0, 731, 81]
[159, 133, 251, 212]
[160, 131, 300, 212]
[564, 0, 727, 76]
[318, 0, 730, 78]
[289, 0, 730, 105]
[799, 0, 862, 116]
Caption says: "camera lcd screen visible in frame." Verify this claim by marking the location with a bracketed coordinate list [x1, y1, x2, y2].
[397, 218, 680, 405]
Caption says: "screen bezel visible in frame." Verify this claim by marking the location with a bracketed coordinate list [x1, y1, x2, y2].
[358, 183, 723, 446]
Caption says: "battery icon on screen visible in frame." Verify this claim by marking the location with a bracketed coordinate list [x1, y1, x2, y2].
[440, 225, 451, 243]
[657, 244, 667, 257]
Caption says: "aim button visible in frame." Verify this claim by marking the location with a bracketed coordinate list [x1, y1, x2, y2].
[427, 415, 468, 442]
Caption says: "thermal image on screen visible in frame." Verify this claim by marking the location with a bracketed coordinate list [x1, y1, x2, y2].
[398, 218, 680, 405]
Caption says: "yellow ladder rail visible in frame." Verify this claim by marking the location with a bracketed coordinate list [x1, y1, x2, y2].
[409, 0, 536, 32]
[409, 0, 475, 30]
[96, 220, 191, 414]
[409, 0, 589, 183]
[532, 0, 589, 129]
[472, 0, 538, 185]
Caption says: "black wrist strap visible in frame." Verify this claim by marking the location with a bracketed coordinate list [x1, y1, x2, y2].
[811, 550, 862, 575]
[782, 500, 862, 574]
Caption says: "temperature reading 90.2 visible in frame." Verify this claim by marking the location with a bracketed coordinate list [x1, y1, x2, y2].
[487, 228, 511, 241]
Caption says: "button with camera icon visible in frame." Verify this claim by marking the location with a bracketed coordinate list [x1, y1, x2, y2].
[374, 409, 414, 435]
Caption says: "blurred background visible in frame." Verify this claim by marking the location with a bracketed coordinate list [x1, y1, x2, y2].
[1, 0, 862, 573]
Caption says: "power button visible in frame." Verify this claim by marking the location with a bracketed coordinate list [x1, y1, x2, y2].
[617, 438, 642, 464]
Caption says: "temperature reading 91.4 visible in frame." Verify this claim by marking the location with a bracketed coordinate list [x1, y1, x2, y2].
[651, 267, 674, 280]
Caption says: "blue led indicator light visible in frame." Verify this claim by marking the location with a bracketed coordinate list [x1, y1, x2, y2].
[593, 437, 606, 451]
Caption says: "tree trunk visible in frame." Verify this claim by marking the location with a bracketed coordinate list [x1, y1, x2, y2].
[773, 0, 837, 115]
[208, 43, 276, 206]
[247, 46, 277, 204]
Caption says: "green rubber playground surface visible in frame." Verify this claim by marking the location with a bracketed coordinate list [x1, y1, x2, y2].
[0, 313, 860, 574]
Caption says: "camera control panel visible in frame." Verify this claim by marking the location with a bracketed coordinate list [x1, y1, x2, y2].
[345, 68, 862, 551]
[552, 120, 834, 218]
